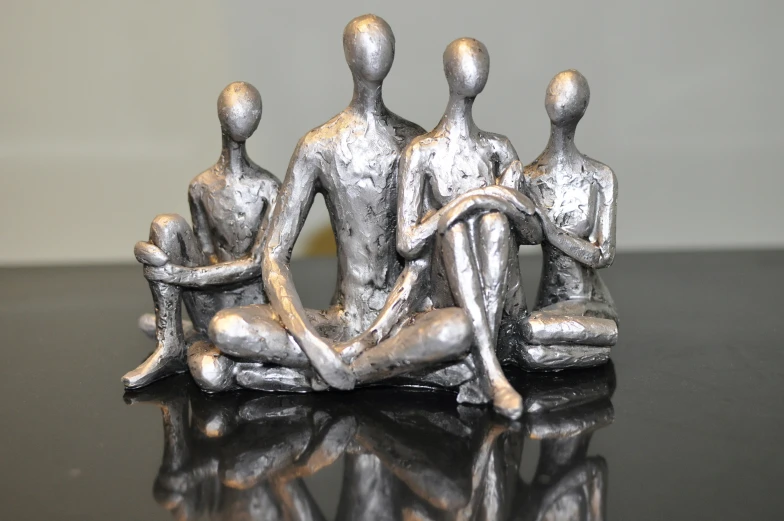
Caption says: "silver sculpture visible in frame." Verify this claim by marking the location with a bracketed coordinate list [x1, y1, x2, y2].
[516, 70, 619, 370]
[126, 364, 614, 520]
[187, 14, 476, 396]
[123, 13, 619, 421]
[123, 81, 279, 389]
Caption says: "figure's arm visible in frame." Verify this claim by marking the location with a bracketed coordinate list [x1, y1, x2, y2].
[188, 182, 218, 265]
[538, 167, 617, 269]
[496, 159, 543, 245]
[397, 144, 437, 259]
[592, 167, 617, 268]
[492, 135, 520, 182]
[142, 176, 281, 288]
[263, 139, 355, 390]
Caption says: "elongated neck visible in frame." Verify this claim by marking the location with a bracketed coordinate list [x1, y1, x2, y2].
[438, 95, 477, 137]
[542, 123, 580, 162]
[350, 77, 387, 116]
[219, 135, 250, 175]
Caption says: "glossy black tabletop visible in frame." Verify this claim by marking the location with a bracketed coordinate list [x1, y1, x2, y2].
[1, 251, 782, 520]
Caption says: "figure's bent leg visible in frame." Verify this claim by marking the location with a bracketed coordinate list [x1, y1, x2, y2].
[351, 308, 472, 385]
[191, 305, 335, 393]
[138, 313, 194, 340]
[124, 214, 204, 389]
[477, 213, 510, 340]
[523, 312, 618, 346]
[517, 300, 616, 371]
[208, 305, 310, 368]
[442, 220, 523, 420]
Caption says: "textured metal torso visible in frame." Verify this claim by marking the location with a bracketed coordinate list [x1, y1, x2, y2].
[303, 108, 424, 335]
[524, 156, 613, 307]
[191, 163, 274, 262]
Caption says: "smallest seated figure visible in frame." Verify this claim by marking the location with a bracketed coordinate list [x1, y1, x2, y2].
[519, 70, 619, 370]
[123, 81, 279, 389]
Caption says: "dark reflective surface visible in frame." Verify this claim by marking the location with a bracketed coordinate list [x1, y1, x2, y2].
[1, 252, 783, 520]
[124, 365, 614, 520]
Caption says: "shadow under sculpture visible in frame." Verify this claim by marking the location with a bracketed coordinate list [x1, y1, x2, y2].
[125, 364, 614, 520]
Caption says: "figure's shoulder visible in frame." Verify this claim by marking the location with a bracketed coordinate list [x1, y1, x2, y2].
[246, 162, 281, 190]
[189, 167, 219, 199]
[402, 131, 439, 161]
[522, 155, 550, 181]
[386, 111, 427, 145]
[480, 131, 518, 157]
[584, 155, 616, 189]
[298, 112, 346, 151]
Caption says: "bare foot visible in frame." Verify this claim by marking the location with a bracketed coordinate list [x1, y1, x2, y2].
[122, 346, 187, 389]
[492, 384, 523, 420]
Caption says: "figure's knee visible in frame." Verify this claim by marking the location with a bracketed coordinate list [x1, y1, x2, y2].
[480, 211, 510, 240]
[149, 213, 192, 255]
[208, 306, 292, 362]
[428, 308, 473, 357]
[187, 341, 238, 392]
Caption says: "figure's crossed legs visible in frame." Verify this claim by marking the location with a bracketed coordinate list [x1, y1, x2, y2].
[520, 299, 618, 370]
[189, 305, 473, 395]
[123, 214, 206, 389]
[441, 211, 524, 419]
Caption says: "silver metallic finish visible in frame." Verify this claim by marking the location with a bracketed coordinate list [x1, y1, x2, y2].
[127, 365, 614, 520]
[395, 38, 542, 419]
[123, 81, 279, 389]
[188, 15, 476, 397]
[122, 15, 620, 421]
[514, 70, 619, 371]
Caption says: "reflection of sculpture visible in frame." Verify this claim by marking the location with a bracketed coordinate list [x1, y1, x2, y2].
[125, 365, 614, 520]
[122, 13, 620, 420]
[123, 82, 279, 389]
[517, 70, 619, 370]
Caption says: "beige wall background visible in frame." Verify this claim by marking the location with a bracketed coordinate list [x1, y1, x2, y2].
[1, 0, 781, 266]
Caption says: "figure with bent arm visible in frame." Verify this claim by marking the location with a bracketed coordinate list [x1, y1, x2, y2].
[123, 82, 279, 389]
[517, 70, 619, 370]
[395, 38, 543, 419]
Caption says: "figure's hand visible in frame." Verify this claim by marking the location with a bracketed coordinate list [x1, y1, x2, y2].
[143, 263, 184, 284]
[134, 241, 169, 266]
[335, 331, 380, 363]
[301, 335, 357, 390]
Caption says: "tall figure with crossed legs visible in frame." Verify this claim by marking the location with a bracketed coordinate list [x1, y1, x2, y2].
[123, 82, 279, 389]
[188, 15, 474, 394]
[397, 38, 543, 419]
[517, 70, 618, 370]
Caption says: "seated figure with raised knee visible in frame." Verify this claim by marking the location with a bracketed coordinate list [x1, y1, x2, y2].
[395, 38, 543, 419]
[517, 70, 619, 370]
[122, 81, 279, 389]
[190, 15, 474, 395]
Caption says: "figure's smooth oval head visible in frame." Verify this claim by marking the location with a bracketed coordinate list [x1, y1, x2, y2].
[343, 14, 395, 82]
[217, 81, 262, 142]
[443, 38, 490, 98]
[545, 70, 590, 126]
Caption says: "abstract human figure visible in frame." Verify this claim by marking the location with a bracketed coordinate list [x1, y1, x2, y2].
[189, 14, 473, 393]
[396, 38, 542, 419]
[518, 70, 619, 370]
[122, 82, 279, 389]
